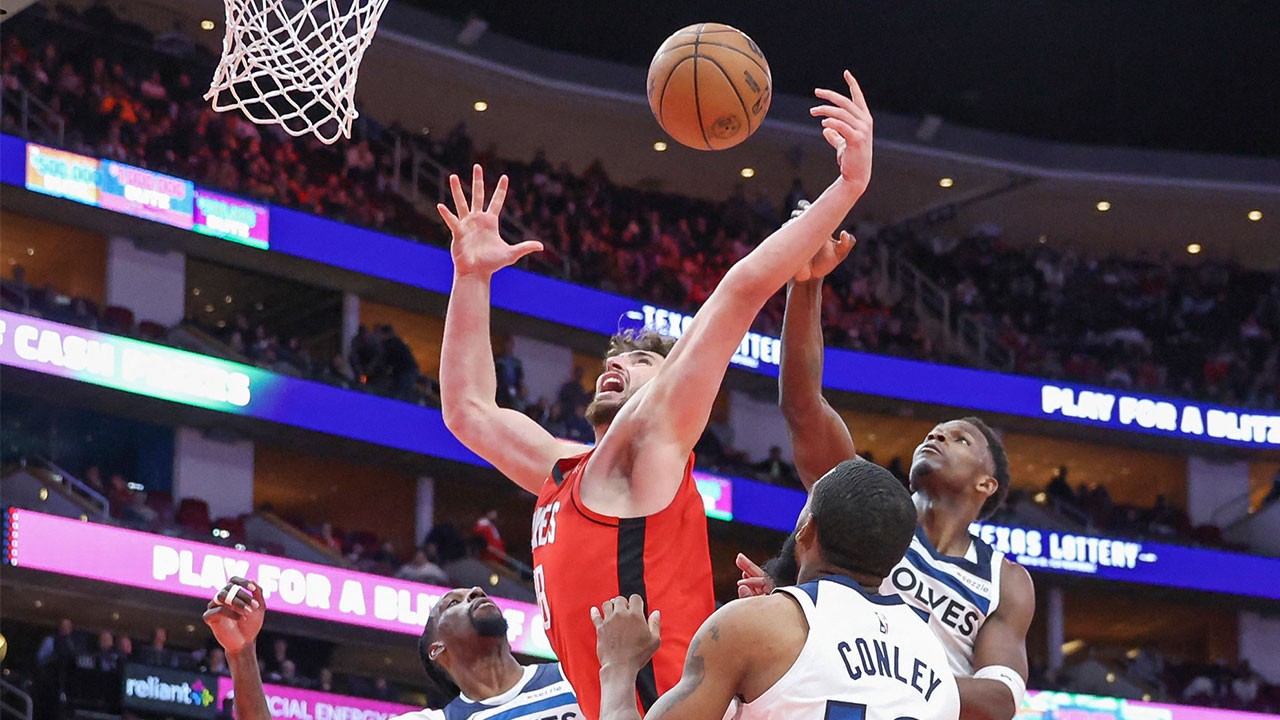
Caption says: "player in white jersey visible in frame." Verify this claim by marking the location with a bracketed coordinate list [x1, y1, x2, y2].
[737, 233, 1035, 720]
[591, 460, 960, 720]
[203, 579, 580, 720]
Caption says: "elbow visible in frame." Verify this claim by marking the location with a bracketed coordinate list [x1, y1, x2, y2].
[441, 398, 481, 438]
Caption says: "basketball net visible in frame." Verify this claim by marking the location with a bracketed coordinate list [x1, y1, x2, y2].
[205, 0, 390, 145]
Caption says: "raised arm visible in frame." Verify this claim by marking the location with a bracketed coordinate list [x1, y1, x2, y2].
[959, 561, 1035, 720]
[438, 167, 582, 493]
[779, 276, 857, 489]
[203, 578, 272, 720]
[623, 72, 874, 460]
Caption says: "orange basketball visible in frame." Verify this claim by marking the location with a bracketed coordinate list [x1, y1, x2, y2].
[647, 23, 772, 151]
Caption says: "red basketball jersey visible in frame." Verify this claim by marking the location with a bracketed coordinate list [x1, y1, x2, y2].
[530, 450, 715, 720]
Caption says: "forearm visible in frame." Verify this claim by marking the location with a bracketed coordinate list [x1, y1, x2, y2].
[599, 664, 644, 720]
[226, 646, 273, 720]
[779, 279, 827, 418]
[440, 272, 501, 424]
[779, 278, 856, 487]
[957, 677, 1017, 720]
[727, 177, 861, 304]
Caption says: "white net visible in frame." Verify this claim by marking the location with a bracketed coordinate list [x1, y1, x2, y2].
[205, 0, 390, 145]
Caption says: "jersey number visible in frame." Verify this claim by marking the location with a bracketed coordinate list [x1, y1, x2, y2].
[826, 701, 918, 720]
[533, 564, 551, 630]
[824, 702, 866, 720]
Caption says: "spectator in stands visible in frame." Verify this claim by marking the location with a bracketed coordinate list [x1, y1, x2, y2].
[89, 630, 120, 672]
[493, 336, 524, 410]
[472, 510, 506, 563]
[262, 637, 291, 677]
[34, 619, 78, 720]
[556, 365, 592, 416]
[204, 646, 229, 675]
[559, 401, 593, 443]
[349, 325, 380, 381]
[316, 521, 342, 552]
[317, 667, 339, 693]
[322, 353, 355, 388]
[372, 324, 419, 399]
[372, 540, 400, 569]
[122, 489, 158, 528]
[275, 659, 309, 688]
[114, 633, 133, 663]
[754, 445, 799, 486]
[395, 547, 450, 585]
[83, 464, 105, 495]
[107, 473, 133, 516]
[135, 626, 179, 668]
[1233, 661, 1262, 708]
[1046, 466, 1073, 505]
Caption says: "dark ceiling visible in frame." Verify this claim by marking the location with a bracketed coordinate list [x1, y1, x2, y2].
[423, 1, 1279, 158]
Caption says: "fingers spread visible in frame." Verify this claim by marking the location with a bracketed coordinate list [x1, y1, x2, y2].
[449, 174, 468, 216]
[437, 204, 461, 235]
[487, 174, 509, 216]
[470, 164, 484, 213]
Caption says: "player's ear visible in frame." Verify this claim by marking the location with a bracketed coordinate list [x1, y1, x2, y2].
[975, 474, 997, 500]
[428, 640, 446, 661]
[795, 513, 818, 549]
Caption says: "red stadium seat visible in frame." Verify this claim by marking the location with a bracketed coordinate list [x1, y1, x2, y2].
[102, 305, 136, 334]
[138, 320, 168, 340]
[176, 497, 213, 535]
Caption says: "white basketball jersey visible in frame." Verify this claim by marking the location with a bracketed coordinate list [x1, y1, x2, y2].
[739, 575, 959, 720]
[879, 527, 1005, 676]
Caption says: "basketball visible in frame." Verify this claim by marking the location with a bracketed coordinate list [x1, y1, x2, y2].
[647, 23, 772, 151]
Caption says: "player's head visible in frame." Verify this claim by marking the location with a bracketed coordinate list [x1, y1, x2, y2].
[792, 459, 917, 584]
[909, 417, 1010, 520]
[417, 587, 511, 708]
[585, 329, 676, 426]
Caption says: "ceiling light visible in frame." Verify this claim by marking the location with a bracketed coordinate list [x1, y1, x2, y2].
[34, 600, 43, 608]
[1095, 201, 1111, 212]
[472, 100, 488, 112]
[224, 295, 233, 304]
[1038, 235, 1048, 244]
[1186, 243, 1202, 255]
[193, 288, 201, 296]
[26, 248, 34, 255]
[652, 141, 668, 152]
[1248, 210, 1263, 222]
[112, 612, 120, 621]
[200, 19, 215, 31]
[740, 167, 756, 178]
[938, 177, 954, 188]
[1061, 639, 1086, 655]
[204, 304, 214, 313]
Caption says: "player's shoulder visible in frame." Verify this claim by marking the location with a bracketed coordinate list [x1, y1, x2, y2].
[994, 556, 1035, 615]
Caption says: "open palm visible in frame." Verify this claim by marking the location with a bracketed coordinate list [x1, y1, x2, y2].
[439, 164, 543, 277]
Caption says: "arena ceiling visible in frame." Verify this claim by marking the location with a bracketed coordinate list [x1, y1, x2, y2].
[424, 0, 1279, 158]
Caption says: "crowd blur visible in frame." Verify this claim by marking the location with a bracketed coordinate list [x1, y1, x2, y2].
[4, 6, 1275, 412]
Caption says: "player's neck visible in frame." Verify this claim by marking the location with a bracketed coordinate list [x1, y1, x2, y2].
[452, 651, 525, 702]
[914, 492, 977, 557]
[593, 423, 609, 444]
[798, 563, 880, 594]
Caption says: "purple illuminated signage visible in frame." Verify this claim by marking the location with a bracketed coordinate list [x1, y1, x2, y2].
[194, 189, 270, 249]
[215, 677, 418, 720]
[4, 508, 554, 658]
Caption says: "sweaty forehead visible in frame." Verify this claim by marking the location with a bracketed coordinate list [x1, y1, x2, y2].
[610, 350, 662, 363]
[934, 420, 984, 443]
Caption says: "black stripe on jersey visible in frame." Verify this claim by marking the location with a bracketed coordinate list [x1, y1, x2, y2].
[618, 517, 659, 710]
[551, 462, 566, 486]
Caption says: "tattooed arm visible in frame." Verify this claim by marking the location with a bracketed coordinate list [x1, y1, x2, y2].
[595, 594, 804, 720]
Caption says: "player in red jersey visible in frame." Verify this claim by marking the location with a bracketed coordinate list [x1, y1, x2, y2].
[438, 71, 875, 719]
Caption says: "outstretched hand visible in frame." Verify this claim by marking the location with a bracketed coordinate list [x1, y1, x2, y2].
[810, 70, 873, 197]
[438, 164, 543, 278]
[592, 594, 662, 671]
[203, 577, 265, 654]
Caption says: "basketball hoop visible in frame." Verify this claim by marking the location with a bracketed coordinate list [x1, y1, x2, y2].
[205, 0, 390, 145]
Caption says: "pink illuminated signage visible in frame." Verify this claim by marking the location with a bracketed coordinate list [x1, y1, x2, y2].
[4, 508, 553, 658]
[215, 677, 418, 720]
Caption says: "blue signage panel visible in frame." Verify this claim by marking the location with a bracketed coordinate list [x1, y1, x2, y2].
[3, 133, 1277, 450]
[3, 309, 1279, 601]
